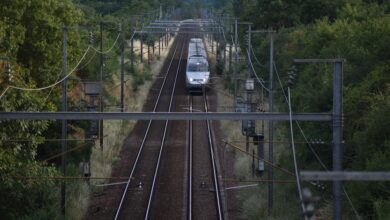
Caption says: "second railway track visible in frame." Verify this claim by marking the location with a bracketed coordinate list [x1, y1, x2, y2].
[87, 23, 227, 220]
[188, 92, 224, 220]
[114, 33, 187, 220]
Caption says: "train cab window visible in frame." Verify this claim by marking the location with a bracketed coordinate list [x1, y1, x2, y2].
[188, 62, 208, 72]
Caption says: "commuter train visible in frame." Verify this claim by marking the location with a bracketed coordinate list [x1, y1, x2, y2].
[185, 38, 210, 92]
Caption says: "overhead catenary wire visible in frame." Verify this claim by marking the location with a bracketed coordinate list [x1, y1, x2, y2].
[0, 31, 125, 101]
[248, 46, 266, 84]
[90, 33, 122, 54]
[1, 138, 97, 142]
[246, 48, 269, 92]
[77, 49, 97, 70]
[223, 178, 296, 183]
[250, 45, 262, 68]
[287, 87, 308, 218]
[223, 140, 296, 177]
[11, 176, 132, 181]
[228, 139, 328, 145]
[10, 175, 297, 184]
[43, 70, 63, 103]
[273, 62, 361, 220]
[42, 142, 92, 164]
[0, 46, 92, 100]
[43, 49, 97, 103]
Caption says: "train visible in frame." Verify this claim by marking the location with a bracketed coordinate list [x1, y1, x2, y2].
[185, 38, 210, 92]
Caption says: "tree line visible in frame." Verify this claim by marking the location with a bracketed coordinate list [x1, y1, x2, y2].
[228, 0, 390, 219]
[0, 0, 178, 219]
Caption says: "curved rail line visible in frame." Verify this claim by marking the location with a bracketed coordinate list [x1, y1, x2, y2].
[114, 35, 185, 220]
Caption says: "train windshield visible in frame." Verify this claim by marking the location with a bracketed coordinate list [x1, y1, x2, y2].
[188, 62, 208, 72]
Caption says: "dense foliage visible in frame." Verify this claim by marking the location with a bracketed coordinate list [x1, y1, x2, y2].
[0, 0, 179, 218]
[229, 0, 390, 219]
[0, 0, 81, 218]
[2, 0, 389, 218]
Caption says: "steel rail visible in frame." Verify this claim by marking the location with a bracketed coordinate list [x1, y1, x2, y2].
[144, 35, 186, 219]
[188, 96, 193, 220]
[204, 92, 224, 220]
[114, 35, 182, 220]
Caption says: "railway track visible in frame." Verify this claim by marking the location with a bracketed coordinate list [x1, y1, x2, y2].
[114, 34, 186, 220]
[188, 92, 224, 220]
[87, 23, 227, 220]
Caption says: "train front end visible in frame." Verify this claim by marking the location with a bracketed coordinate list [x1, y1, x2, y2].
[186, 57, 210, 91]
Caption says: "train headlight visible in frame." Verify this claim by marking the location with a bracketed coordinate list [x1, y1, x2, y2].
[189, 78, 194, 82]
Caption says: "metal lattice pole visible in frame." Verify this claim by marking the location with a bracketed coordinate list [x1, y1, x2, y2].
[61, 26, 68, 215]
[268, 30, 274, 214]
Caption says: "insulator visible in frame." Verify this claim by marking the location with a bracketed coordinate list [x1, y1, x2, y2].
[6, 63, 12, 82]
[287, 67, 297, 87]
[6, 62, 11, 73]
[89, 32, 94, 45]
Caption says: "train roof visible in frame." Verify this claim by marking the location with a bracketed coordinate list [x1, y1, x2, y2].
[190, 38, 203, 43]
[187, 56, 208, 65]
[188, 40, 207, 59]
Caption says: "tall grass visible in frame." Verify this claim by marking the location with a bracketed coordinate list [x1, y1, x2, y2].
[214, 50, 305, 219]
[65, 36, 176, 219]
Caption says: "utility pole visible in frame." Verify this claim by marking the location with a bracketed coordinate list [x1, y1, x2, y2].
[212, 17, 214, 52]
[223, 19, 226, 71]
[130, 18, 134, 72]
[234, 18, 238, 100]
[152, 36, 155, 59]
[229, 21, 232, 76]
[165, 27, 168, 48]
[158, 33, 161, 57]
[120, 20, 124, 112]
[99, 19, 104, 150]
[147, 32, 151, 65]
[159, 3, 162, 20]
[61, 26, 68, 215]
[268, 30, 274, 214]
[140, 15, 144, 63]
[246, 24, 252, 153]
[333, 61, 343, 220]
[248, 25, 252, 69]
[293, 58, 344, 220]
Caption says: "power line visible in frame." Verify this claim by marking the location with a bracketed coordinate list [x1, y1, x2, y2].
[223, 140, 296, 177]
[228, 139, 328, 145]
[43, 70, 63, 103]
[9, 174, 306, 184]
[287, 87, 308, 218]
[90, 32, 120, 54]
[246, 48, 269, 92]
[273, 62, 361, 220]
[1, 138, 96, 142]
[0, 46, 92, 100]
[250, 45, 261, 67]
[223, 178, 296, 183]
[11, 176, 132, 181]
[77, 49, 97, 70]
[0, 31, 126, 102]
[249, 45, 266, 84]
[42, 142, 92, 163]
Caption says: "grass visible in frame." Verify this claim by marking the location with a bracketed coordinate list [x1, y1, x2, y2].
[214, 52, 307, 219]
[216, 87, 303, 219]
[65, 36, 176, 219]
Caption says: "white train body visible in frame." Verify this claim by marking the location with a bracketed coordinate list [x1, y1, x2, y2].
[186, 38, 210, 90]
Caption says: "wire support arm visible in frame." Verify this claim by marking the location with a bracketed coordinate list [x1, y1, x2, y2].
[0, 112, 333, 121]
[300, 171, 390, 181]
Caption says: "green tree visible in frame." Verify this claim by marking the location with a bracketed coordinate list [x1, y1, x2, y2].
[0, 0, 82, 218]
